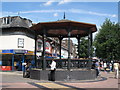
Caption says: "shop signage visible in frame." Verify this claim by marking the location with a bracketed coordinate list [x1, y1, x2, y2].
[2, 50, 14, 53]
[28, 51, 34, 54]
[52, 53, 57, 57]
[37, 52, 42, 56]
[45, 42, 52, 53]
[14, 50, 28, 54]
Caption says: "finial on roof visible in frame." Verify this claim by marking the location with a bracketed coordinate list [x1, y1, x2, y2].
[63, 12, 66, 19]
[18, 12, 20, 16]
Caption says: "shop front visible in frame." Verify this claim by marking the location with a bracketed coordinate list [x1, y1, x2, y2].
[0, 49, 34, 71]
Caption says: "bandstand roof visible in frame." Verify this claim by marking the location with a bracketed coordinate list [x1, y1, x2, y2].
[30, 19, 97, 37]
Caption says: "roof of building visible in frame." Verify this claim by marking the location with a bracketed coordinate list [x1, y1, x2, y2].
[30, 19, 97, 37]
[0, 16, 32, 28]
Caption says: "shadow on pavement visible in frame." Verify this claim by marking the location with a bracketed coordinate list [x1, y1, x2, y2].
[2, 85, 10, 88]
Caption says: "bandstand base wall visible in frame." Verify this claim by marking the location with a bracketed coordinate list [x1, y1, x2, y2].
[30, 69, 96, 81]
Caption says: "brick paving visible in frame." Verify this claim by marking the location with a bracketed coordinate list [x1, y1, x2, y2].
[1, 71, 119, 89]
[62, 77, 118, 88]
[2, 83, 37, 88]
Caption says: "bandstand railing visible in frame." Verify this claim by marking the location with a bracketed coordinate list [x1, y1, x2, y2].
[35, 59, 93, 69]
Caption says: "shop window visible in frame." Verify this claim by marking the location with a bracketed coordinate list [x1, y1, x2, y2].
[37, 41, 42, 51]
[37, 39, 42, 51]
[2, 60, 12, 66]
[2, 55, 12, 66]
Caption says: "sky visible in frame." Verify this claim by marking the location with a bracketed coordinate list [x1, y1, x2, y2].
[1, 0, 119, 44]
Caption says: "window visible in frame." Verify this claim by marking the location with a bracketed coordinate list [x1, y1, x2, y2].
[28, 21, 32, 27]
[2, 17, 10, 24]
[7, 17, 9, 24]
[38, 42, 42, 50]
[37, 39, 43, 51]
[18, 38, 24, 48]
[2, 18, 6, 24]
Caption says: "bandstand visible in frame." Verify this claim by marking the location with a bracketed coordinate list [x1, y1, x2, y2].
[30, 18, 97, 81]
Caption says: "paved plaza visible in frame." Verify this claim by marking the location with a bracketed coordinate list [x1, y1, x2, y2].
[0, 71, 120, 90]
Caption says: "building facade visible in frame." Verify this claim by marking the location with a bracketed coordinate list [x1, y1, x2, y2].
[0, 16, 77, 71]
[62, 39, 77, 58]
[0, 16, 35, 71]
[36, 36, 70, 59]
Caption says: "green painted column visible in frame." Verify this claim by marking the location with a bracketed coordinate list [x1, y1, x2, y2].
[34, 34, 37, 68]
[77, 35, 81, 58]
[88, 30, 92, 69]
[58, 36, 63, 59]
[42, 29, 46, 70]
[67, 29, 71, 70]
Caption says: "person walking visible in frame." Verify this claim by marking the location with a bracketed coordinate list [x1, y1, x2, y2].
[109, 63, 112, 72]
[103, 62, 107, 72]
[95, 61, 100, 77]
[114, 61, 119, 79]
[23, 62, 32, 78]
[50, 59, 56, 81]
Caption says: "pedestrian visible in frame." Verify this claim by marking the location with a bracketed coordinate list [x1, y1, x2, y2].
[95, 61, 100, 77]
[103, 62, 107, 72]
[109, 63, 112, 72]
[50, 59, 56, 81]
[91, 61, 96, 69]
[114, 61, 119, 79]
[24, 62, 31, 78]
[22, 62, 27, 78]
[99, 62, 102, 71]
[14, 61, 17, 70]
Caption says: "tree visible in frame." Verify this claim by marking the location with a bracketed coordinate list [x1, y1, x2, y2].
[79, 37, 88, 58]
[94, 18, 120, 60]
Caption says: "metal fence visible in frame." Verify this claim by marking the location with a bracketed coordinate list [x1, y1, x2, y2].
[36, 59, 93, 69]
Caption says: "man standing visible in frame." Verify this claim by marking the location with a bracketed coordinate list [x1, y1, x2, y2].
[114, 61, 119, 79]
[50, 59, 56, 81]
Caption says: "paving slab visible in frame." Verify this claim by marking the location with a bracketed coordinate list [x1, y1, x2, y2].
[1, 71, 119, 89]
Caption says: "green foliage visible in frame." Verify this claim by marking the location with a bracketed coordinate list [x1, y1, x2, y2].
[94, 18, 120, 60]
[79, 37, 88, 58]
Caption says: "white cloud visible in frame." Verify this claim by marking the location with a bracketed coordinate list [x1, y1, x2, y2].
[88, 11, 117, 18]
[53, 13, 58, 17]
[42, 0, 72, 6]
[58, 0, 72, 5]
[2, 9, 117, 18]
[111, 14, 117, 18]
[1, 11, 18, 16]
[43, 0, 55, 6]
[20, 10, 65, 13]
[69, 8, 117, 18]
